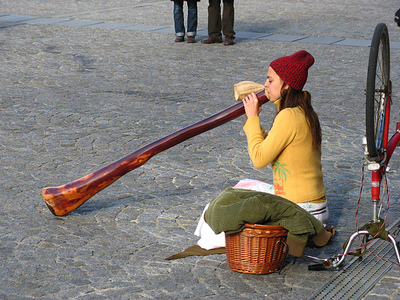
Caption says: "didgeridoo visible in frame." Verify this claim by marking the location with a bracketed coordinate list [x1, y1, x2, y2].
[42, 88, 268, 216]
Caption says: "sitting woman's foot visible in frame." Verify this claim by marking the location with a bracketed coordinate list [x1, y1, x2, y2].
[324, 225, 335, 237]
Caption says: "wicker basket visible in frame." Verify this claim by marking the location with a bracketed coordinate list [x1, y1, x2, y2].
[225, 223, 288, 274]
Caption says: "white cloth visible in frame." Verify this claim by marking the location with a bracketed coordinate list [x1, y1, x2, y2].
[194, 203, 226, 250]
[232, 178, 275, 194]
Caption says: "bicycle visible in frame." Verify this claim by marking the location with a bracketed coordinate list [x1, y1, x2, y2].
[330, 23, 400, 268]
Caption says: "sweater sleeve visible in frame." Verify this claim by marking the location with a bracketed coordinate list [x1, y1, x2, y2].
[243, 109, 296, 169]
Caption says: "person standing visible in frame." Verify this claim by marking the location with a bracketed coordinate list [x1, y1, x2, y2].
[201, 0, 235, 46]
[172, 0, 200, 43]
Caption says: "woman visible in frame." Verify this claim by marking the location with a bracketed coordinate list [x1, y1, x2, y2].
[242, 50, 329, 224]
[194, 50, 330, 251]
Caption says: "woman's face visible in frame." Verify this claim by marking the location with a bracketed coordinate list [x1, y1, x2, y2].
[264, 67, 288, 102]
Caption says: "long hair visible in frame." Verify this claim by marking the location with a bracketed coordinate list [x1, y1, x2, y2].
[279, 85, 322, 148]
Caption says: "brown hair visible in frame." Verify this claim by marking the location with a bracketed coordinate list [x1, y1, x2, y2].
[279, 85, 321, 148]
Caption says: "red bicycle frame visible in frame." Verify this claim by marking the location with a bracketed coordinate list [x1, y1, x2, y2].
[371, 93, 400, 221]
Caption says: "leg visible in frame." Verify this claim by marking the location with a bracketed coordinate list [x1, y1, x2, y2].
[186, 0, 198, 40]
[208, 0, 222, 40]
[222, 0, 235, 45]
[173, 0, 185, 41]
[222, 0, 235, 37]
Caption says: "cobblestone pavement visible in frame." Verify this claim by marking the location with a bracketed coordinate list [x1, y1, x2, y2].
[1, 0, 400, 299]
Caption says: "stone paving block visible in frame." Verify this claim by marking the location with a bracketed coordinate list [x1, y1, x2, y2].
[234, 31, 272, 39]
[391, 41, 400, 49]
[297, 36, 346, 45]
[55, 19, 105, 27]
[334, 38, 371, 47]
[87, 22, 134, 29]
[195, 28, 208, 37]
[259, 33, 309, 42]
[150, 26, 175, 34]
[0, 21, 15, 28]
[364, 295, 392, 300]
[0, 14, 38, 22]
[120, 24, 170, 31]
[23, 17, 72, 25]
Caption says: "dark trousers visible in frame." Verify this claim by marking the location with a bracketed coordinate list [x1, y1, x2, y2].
[207, 0, 235, 39]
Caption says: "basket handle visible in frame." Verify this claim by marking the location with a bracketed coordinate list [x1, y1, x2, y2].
[276, 241, 289, 274]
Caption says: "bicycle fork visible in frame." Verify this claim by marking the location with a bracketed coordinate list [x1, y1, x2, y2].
[371, 170, 381, 223]
[365, 122, 400, 222]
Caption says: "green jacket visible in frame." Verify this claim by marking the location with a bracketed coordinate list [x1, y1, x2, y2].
[205, 188, 331, 257]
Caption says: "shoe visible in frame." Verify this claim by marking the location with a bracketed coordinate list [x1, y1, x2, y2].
[201, 36, 222, 44]
[187, 36, 196, 43]
[324, 225, 335, 237]
[175, 36, 184, 42]
[396, 9, 400, 27]
[224, 36, 235, 46]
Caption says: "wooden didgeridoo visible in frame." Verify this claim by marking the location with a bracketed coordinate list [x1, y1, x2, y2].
[42, 88, 268, 216]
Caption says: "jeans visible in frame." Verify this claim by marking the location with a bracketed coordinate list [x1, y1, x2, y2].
[173, 0, 198, 37]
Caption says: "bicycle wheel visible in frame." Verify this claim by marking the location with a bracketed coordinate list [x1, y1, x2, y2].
[366, 23, 390, 162]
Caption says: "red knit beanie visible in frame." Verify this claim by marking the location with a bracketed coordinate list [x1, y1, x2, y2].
[269, 50, 314, 90]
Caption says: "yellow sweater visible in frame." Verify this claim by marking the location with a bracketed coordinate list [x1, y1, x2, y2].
[243, 101, 325, 203]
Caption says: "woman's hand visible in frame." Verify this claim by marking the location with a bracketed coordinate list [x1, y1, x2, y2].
[243, 92, 262, 118]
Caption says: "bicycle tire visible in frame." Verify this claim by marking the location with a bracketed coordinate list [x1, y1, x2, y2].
[366, 23, 390, 162]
